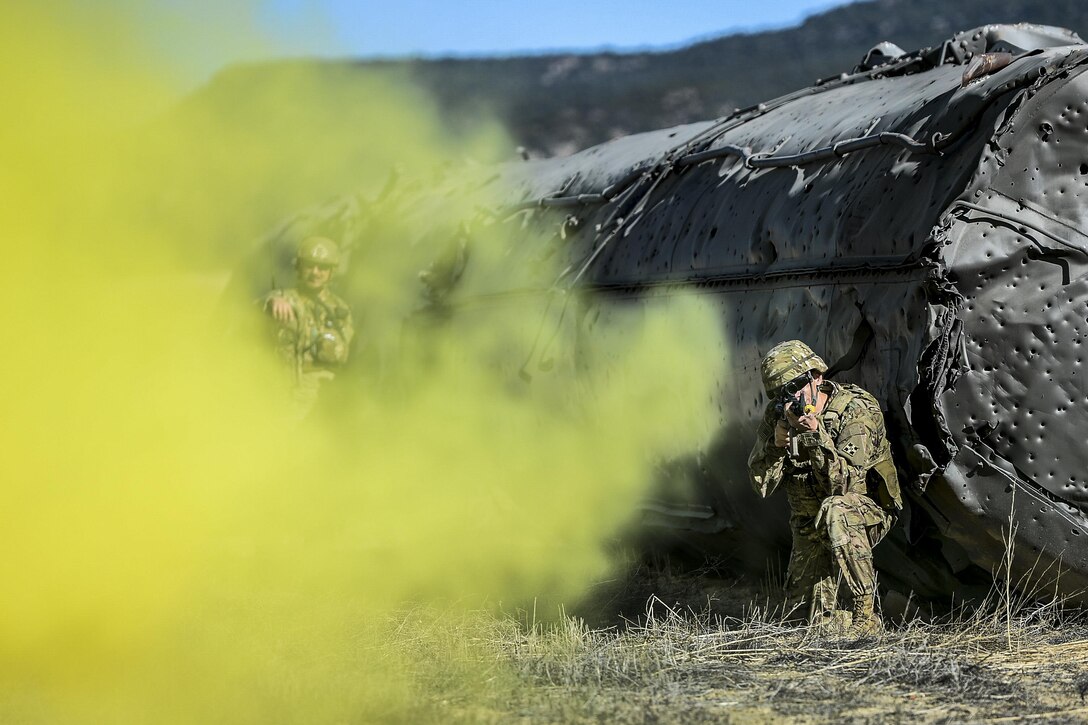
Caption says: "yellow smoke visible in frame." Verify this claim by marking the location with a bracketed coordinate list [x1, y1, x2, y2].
[0, 2, 728, 722]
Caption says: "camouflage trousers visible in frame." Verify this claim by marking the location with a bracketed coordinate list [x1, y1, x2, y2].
[786, 493, 893, 620]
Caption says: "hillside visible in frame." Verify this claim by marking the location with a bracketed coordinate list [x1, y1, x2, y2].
[188, 0, 1088, 156]
[157, 0, 1088, 264]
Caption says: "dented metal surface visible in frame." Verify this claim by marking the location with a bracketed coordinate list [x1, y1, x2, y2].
[245, 23, 1088, 603]
[483, 22, 1088, 602]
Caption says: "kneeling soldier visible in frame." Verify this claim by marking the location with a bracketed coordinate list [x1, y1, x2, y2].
[748, 340, 902, 637]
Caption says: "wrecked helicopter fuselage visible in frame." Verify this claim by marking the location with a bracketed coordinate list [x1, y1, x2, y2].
[248, 23, 1088, 604]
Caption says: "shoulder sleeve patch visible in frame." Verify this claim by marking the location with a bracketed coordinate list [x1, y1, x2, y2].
[837, 432, 870, 466]
[836, 413, 873, 463]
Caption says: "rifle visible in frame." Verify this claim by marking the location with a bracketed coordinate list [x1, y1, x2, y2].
[774, 373, 817, 457]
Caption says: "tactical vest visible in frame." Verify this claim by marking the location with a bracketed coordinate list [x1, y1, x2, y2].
[821, 383, 903, 512]
[273, 289, 353, 371]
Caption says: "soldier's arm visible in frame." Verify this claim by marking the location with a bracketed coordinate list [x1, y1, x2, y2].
[794, 404, 874, 496]
[748, 406, 788, 498]
[263, 292, 302, 365]
[265, 292, 297, 324]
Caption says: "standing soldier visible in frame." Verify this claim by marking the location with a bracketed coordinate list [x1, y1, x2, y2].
[266, 236, 354, 419]
[748, 340, 901, 637]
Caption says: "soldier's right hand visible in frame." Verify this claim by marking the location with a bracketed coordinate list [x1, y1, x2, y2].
[774, 420, 790, 448]
[268, 295, 296, 323]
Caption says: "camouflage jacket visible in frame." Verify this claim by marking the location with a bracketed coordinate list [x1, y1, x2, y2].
[747, 381, 902, 517]
[267, 287, 354, 374]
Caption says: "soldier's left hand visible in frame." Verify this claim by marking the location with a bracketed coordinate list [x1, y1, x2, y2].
[785, 406, 819, 433]
[796, 414, 819, 432]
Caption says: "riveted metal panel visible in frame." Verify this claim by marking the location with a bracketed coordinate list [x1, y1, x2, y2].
[238, 24, 1088, 603]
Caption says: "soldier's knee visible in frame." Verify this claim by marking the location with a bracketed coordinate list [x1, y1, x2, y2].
[823, 495, 850, 514]
[820, 496, 850, 527]
[819, 496, 858, 547]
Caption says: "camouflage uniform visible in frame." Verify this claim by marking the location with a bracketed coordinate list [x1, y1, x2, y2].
[267, 238, 354, 419]
[748, 341, 901, 633]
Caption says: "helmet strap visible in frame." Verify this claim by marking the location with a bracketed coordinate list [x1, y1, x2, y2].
[805, 371, 821, 413]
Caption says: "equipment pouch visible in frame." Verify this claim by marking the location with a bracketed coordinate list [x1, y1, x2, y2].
[315, 331, 348, 365]
[868, 455, 903, 512]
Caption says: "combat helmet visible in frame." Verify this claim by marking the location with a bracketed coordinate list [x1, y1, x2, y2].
[760, 340, 828, 393]
[296, 236, 341, 268]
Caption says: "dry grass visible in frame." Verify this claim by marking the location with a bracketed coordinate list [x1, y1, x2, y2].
[386, 454, 1087, 722]
[388, 566, 1088, 724]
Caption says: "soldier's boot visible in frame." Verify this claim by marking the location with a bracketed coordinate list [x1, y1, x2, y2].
[811, 608, 853, 637]
[849, 591, 883, 639]
[807, 577, 853, 636]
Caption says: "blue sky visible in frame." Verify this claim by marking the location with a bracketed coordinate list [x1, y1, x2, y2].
[259, 0, 849, 58]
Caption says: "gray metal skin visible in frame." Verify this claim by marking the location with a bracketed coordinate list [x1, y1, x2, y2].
[244, 23, 1088, 603]
[469, 23, 1088, 603]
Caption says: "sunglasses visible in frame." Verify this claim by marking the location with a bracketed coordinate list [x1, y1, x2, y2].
[780, 374, 813, 398]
